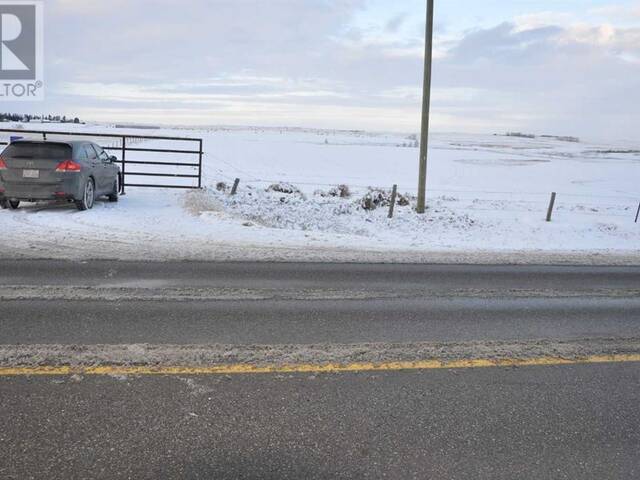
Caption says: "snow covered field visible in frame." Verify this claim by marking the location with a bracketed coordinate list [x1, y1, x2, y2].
[1, 123, 638, 263]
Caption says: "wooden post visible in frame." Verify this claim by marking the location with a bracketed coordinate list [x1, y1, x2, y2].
[546, 192, 557, 222]
[388, 184, 398, 219]
[635, 202, 640, 223]
[231, 178, 240, 195]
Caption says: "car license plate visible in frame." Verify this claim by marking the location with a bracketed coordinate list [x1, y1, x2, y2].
[23, 169, 39, 179]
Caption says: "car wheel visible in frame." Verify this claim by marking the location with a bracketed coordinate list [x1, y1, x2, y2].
[75, 178, 95, 211]
[0, 199, 7, 209]
[107, 177, 119, 202]
[8, 199, 20, 209]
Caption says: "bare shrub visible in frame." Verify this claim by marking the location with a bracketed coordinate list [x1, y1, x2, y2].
[397, 194, 410, 206]
[315, 184, 351, 198]
[359, 188, 410, 210]
[267, 182, 302, 195]
[330, 184, 351, 198]
[360, 189, 388, 210]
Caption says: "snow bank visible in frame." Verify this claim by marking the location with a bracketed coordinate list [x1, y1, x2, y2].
[1, 124, 638, 264]
[191, 186, 475, 246]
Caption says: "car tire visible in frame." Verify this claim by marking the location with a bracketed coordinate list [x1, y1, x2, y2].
[0, 199, 7, 209]
[75, 178, 95, 211]
[8, 199, 20, 210]
[107, 178, 119, 202]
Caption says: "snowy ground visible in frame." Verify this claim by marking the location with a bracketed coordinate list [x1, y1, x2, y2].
[1, 123, 638, 264]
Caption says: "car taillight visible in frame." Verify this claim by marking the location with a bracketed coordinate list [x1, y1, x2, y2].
[55, 160, 81, 172]
[0, 157, 6, 170]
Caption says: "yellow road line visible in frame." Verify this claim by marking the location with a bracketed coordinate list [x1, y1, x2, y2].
[1, 354, 639, 376]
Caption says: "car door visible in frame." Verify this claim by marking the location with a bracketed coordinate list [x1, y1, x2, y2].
[83, 143, 103, 191]
[94, 144, 117, 192]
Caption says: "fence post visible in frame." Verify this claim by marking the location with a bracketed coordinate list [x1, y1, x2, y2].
[120, 136, 126, 195]
[231, 178, 240, 195]
[197, 139, 203, 189]
[635, 202, 640, 223]
[388, 184, 398, 219]
[546, 192, 556, 222]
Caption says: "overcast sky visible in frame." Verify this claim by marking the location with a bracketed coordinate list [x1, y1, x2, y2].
[9, 0, 640, 140]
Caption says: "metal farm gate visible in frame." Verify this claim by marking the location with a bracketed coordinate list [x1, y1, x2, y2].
[0, 128, 203, 193]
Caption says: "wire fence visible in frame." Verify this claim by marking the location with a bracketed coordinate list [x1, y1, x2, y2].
[202, 153, 639, 222]
[2, 132, 635, 222]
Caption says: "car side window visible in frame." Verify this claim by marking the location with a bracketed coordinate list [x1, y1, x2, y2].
[95, 146, 110, 162]
[76, 146, 88, 160]
[84, 145, 97, 160]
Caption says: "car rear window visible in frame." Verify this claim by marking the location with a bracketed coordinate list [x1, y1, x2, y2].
[2, 143, 71, 160]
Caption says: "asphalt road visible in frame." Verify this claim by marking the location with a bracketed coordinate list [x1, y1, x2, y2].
[2, 364, 639, 479]
[1, 260, 639, 479]
[1, 260, 639, 344]
[1, 259, 638, 290]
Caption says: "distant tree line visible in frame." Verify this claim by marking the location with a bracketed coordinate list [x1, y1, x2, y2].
[502, 132, 580, 143]
[0, 113, 81, 124]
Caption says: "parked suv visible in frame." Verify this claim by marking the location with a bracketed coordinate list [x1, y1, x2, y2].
[0, 140, 120, 211]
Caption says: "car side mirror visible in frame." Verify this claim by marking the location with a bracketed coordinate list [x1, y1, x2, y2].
[109, 156, 118, 163]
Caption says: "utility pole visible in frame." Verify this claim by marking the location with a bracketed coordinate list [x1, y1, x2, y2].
[416, 0, 434, 214]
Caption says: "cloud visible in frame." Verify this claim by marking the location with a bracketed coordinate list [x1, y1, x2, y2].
[589, 4, 640, 21]
[385, 14, 407, 33]
[46, 0, 365, 82]
[8, 1, 636, 139]
[513, 11, 574, 31]
[432, 19, 640, 138]
[446, 22, 564, 64]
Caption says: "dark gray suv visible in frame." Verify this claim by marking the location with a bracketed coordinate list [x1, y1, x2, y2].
[0, 140, 120, 211]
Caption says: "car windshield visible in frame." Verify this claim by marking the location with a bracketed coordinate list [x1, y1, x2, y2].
[2, 143, 71, 160]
